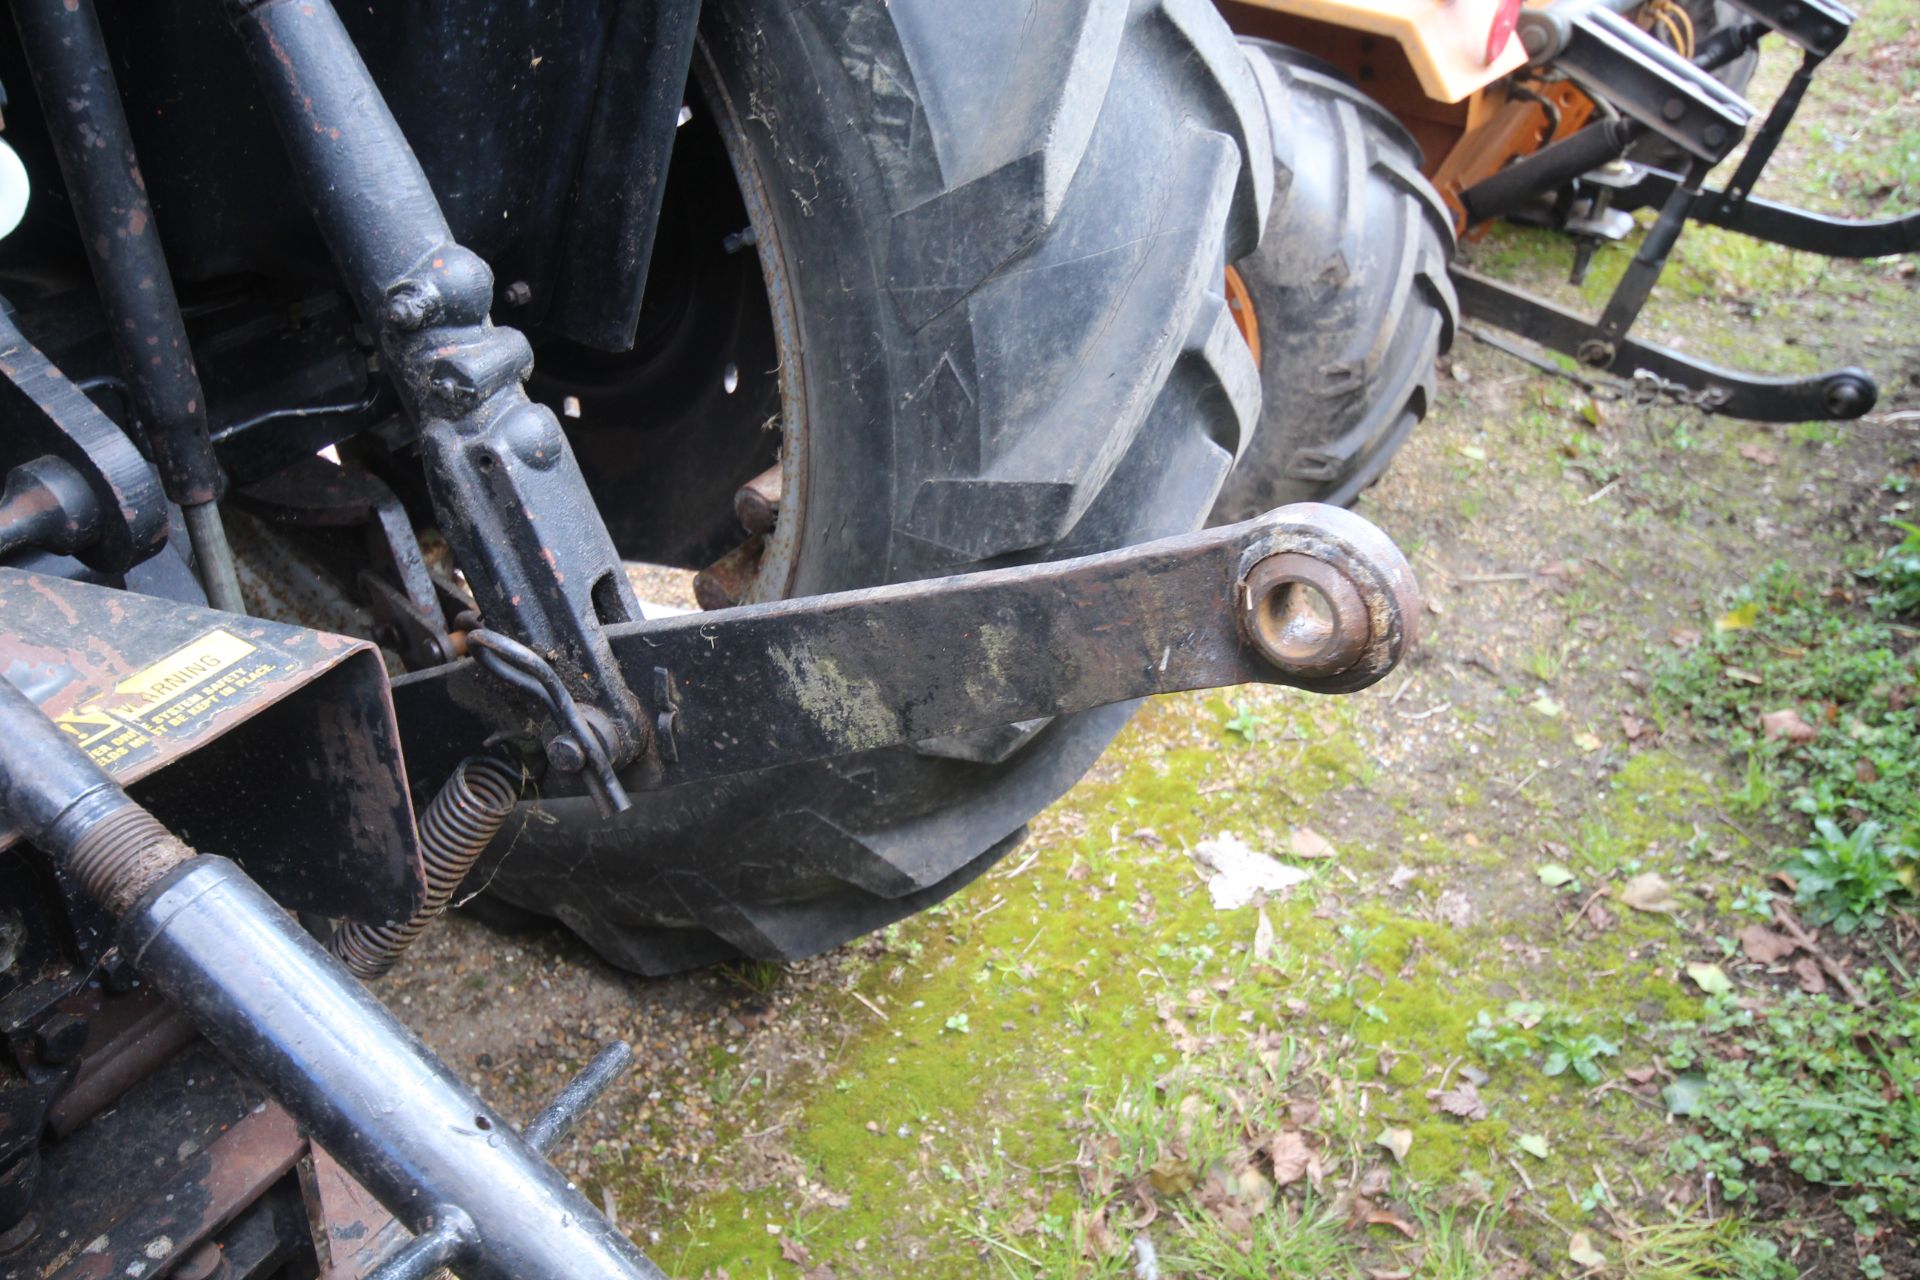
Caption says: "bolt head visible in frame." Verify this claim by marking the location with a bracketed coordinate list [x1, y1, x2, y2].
[504, 280, 533, 308]
[546, 735, 587, 774]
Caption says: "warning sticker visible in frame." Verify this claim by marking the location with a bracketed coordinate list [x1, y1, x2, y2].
[53, 629, 284, 769]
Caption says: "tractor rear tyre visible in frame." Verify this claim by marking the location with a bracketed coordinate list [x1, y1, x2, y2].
[1209, 42, 1456, 522]
[482, 0, 1274, 974]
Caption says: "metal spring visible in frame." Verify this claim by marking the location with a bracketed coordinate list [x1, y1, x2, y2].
[331, 755, 524, 980]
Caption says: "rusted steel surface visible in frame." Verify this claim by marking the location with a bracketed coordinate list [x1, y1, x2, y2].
[48, 1103, 302, 1280]
[302, 1145, 410, 1280]
[394, 503, 1420, 792]
[0, 569, 422, 925]
[47, 998, 199, 1139]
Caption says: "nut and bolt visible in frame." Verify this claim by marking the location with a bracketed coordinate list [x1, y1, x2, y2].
[384, 280, 440, 333]
[504, 280, 533, 308]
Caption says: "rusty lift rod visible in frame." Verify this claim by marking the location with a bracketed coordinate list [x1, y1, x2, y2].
[0, 675, 665, 1280]
[11, 0, 245, 614]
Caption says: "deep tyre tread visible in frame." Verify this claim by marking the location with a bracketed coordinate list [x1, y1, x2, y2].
[484, 0, 1272, 974]
[1209, 40, 1458, 522]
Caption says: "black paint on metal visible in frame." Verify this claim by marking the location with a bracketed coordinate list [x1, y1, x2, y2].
[1451, 267, 1877, 420]
[10, 0, 243, 611]
[548, 0, 705, 350]
[122, 856, 668, 1280]
[221, 0, 648, 761]
[0, 567, 425, 925]
[393, 505, 1421, 795]
[0, 311, 169, 574]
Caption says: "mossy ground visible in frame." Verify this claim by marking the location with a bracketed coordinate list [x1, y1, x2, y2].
[390, 7, 1920, 1277]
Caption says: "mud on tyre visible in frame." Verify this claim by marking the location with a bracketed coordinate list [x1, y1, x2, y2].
[1211, 41, 1457, 521]
[486, 0, 1274, 974]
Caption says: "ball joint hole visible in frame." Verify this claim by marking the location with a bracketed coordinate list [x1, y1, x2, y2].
[1257, 580, 1336, 663]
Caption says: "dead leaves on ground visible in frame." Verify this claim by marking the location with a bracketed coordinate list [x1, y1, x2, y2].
[1426, 1078, 1489, 1121]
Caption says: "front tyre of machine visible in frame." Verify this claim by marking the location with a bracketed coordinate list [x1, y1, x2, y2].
[488, 0, 1275, 974]
[1209, 42, 1457, 522]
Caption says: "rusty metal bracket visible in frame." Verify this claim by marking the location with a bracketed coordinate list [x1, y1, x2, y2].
[0, 568, 423, 927]
[393, 504, 1421, 795]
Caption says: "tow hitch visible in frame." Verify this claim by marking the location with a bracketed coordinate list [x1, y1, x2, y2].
[0, 501, 1416, 1280]
[1453, 0, 1907, 421]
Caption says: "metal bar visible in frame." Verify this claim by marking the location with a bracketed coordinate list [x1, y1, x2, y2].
[523, 1042, 635, 1154]
[1523, 5, 1753, 164]
[10, 0, 244, 612]
[220, 0, 649, 762]
[1593, 156, 1710, 345]
[1705, 50, 1821, 217]
[1612, 168, 1920, 256]
[1452, 267, 1877, 420]
[366, 1041, 635, 1280]
[392, 504, 1421, 793]
[1460, 118, 1644, 225]
[121, 859, 668, 1280]
[0, 681, 664, 1280]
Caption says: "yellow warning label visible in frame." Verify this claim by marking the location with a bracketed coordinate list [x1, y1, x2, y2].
[53, 629, 282, 769]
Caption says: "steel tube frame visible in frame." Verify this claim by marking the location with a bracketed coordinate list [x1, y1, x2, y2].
[0, 677, 664, 1280]
[121, 858, 666, 1280]
[11, 0, 245, 613]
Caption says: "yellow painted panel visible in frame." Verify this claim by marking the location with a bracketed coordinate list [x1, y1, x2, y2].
[1232, 0, 1528, 102]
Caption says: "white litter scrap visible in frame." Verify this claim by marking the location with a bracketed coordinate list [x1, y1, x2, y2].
[1190, 833, 1311, 910]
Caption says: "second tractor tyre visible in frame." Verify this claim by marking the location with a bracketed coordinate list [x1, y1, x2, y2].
[1209, 41, 1457, 522]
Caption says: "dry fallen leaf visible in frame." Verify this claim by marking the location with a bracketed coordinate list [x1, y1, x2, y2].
[779, 1237, 813, 1267]
[1075, 1205, 1124, 1259]
[1792, 956, 1828, 994]
[1573, 730, 1603, 752]
[1147, 1154, 1198, 1197]
[1349, 1196, 1418, 1239]
[1669, 627, 1702, 648]
[1738, 924, 1798, 964]
[1621, 872, 1679, 914]
[1583, 895, 1616, 933]
[1686, 962, 1733, 995]
[1724, 666, 1765, 685]
[1268, 1130, 1313, 1186]
[1375, 1127, 1413, 1165]
[1738, 442, 1779, 466]
[1569, 1230, 1608, 1268]
[1191, 834, 1312, 910]
[1288, 827, 1338, 860]
[1253, 908, 1276, 962]
[1387, 865, 1417, 892]
[1426, 1080, 1489, 1121]
[1760, 708, 1818, 744]
[1620, 710, 1648, 740]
